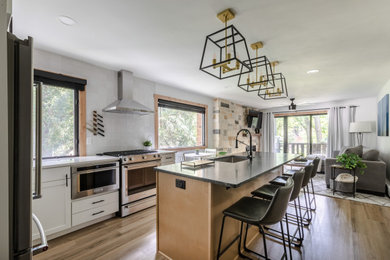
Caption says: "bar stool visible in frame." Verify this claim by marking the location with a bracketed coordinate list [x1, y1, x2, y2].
[271, 164, 314, 226]
[251, 168, 305, 258]
[216, 178, 294, 260]
[308, 157, 320, 211]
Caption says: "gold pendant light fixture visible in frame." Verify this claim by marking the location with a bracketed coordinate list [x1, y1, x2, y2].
[258, 61, 289, 100]
[237, 41, 275, 92]
[199, 9, 252, 79]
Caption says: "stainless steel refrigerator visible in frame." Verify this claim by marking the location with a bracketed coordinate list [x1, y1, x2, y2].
[8, 33, 47, 259]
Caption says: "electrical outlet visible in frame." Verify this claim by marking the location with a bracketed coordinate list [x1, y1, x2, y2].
[175, 179, 186, 190]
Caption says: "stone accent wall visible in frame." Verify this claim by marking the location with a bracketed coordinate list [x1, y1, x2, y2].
[213, 98, 260, 153]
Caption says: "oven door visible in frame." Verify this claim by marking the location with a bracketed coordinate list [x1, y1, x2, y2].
[122, 160, 160, 204]
[72, 165, 119, 199]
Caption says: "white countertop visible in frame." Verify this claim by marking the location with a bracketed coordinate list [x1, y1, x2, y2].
[39, 156, 119, 169]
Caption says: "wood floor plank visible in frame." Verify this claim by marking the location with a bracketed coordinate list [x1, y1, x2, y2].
[34, 195, 390, 260]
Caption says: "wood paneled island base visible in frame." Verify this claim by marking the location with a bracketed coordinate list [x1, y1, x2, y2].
[156, 167, 282, 260]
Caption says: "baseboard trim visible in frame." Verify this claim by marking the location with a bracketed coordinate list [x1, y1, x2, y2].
[356, 189, 385, 197]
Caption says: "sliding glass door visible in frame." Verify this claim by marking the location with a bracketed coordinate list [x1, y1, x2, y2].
[275, 113, 328, 156]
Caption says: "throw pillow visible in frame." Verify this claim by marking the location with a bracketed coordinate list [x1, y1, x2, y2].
[343, 145, 363, 157]
[362, 150, 380, 161]
[338, 147, 348, 156]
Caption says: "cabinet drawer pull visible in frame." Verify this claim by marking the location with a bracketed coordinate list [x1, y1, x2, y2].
[165, 157, 173, 160]
[92, 199, 105, 204]
[92, 210, 105, 216]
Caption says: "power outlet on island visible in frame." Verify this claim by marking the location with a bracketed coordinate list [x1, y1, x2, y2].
[176, 179, 186, 190]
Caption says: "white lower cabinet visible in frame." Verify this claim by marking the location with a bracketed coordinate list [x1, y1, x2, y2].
[32, 167, 71, 241]
[32, 166, 119, 241]
[72, 191, 119, 226]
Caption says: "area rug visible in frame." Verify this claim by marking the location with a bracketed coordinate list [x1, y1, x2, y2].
[312, 174, 390, 207]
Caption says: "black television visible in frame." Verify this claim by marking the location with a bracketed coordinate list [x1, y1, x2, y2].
[247, 110, 263, 133]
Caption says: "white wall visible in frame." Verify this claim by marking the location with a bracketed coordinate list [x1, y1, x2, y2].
[261, 97, 378, 149]
[0, 0, 9, 257]
[33, 49, 214, 155]
[377, 80, 390, 180]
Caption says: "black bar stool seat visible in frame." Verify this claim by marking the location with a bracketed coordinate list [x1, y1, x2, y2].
[251, 184, 279, 200]
[270, 176, 288, 186]
[283, 169, 298, 176]
[223, 197, 270, 225]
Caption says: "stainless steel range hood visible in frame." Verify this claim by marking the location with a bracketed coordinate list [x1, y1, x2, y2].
[103, 70, 154, 115]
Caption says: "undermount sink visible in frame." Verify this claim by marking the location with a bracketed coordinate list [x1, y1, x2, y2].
[212, 155, 249, 163]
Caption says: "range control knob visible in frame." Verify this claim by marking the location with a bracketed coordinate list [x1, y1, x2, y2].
[129, 157, 133, 161]
[158, 154, 160, 158]
[153, 155, 157, 158]
[142, 156, 146, 159]
[123, 158, 127, 162]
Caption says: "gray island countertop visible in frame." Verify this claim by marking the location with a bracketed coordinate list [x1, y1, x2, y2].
[155, 152, 299, 187]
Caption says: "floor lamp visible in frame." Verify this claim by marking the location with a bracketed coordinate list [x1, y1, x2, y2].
[349, 121, 373, 146]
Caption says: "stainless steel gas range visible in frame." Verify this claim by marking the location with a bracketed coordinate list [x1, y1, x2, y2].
[101, 150, 176, 217]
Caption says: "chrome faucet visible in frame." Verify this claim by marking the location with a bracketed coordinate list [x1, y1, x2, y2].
[235, 129, 253, 160]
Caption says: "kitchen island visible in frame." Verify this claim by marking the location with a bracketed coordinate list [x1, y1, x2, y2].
[155, 152, 298, 260]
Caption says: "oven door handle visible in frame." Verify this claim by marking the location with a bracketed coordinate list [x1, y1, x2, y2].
[73, 166, 119, 175]
[123, 162, 160, 170]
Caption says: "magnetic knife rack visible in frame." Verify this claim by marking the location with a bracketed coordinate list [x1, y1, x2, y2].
[87, 110, 105, 137]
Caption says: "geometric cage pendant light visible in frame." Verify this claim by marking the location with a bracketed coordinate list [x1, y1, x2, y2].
[237, 41, 275, 92]
[258, 62, 289, 100]
[199, 9, 252, 80]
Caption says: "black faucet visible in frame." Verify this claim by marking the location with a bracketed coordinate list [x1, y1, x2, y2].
[235, 129, 253, 160]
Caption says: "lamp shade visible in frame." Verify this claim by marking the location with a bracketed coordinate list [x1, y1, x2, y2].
[349, 121, 373, 133]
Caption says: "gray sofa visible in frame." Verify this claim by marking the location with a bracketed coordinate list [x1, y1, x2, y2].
[325, 150, 387, 195]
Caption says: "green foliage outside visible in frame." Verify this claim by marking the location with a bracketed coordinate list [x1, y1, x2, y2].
[158, 107, 202, 148]
[40, 84, 75, 157]
[336, 153, 367, 174]
[275, 114, 328, 155]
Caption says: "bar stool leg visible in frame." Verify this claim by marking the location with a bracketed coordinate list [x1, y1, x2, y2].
[279, 221, 287, 259]
[237, 221, 249, 259]
[303, 187, 312, 223]
[297, 196, 305, 237]
[310, 178, 317, 210]
[259, 226, 269, 260]
[216, 215, 226, 260]
[306, 186, 313, 219]
[294, 200, 302, 243]
[285, 214, 293, 259]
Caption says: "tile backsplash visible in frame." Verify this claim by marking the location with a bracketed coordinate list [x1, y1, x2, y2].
[213, 98, 260, 153]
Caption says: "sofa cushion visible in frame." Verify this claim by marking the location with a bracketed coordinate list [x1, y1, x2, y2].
[340, 145, 363, 157]
[362, 150, 380, 161]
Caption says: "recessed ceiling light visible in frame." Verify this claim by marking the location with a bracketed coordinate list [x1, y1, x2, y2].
[58, 15, 76, 26]
[307, 69, 319, 74]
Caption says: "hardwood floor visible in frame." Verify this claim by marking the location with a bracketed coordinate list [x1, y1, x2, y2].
[34, 195, 390, 260]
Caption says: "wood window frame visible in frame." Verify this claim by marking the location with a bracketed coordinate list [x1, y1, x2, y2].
[154, 94, 208, 151]
[34, 69, 87, 156]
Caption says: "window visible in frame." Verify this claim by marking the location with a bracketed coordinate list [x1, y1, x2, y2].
[34, 70, 86, 158]
[155, 95, 207, 149]
[275, 112, 328, 156]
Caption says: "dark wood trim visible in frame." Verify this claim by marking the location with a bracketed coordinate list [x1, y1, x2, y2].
[274, 110, 328, 117]
[34, 69, 87, 91]
[154, 94, 208, 150]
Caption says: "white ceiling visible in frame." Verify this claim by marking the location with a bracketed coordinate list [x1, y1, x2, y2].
[13, 0, 390, 109]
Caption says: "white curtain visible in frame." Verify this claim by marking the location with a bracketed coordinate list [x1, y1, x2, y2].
[327, 106, 356, 157]
[347, 106, 357, 146]
[261, 112, 275, 152]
